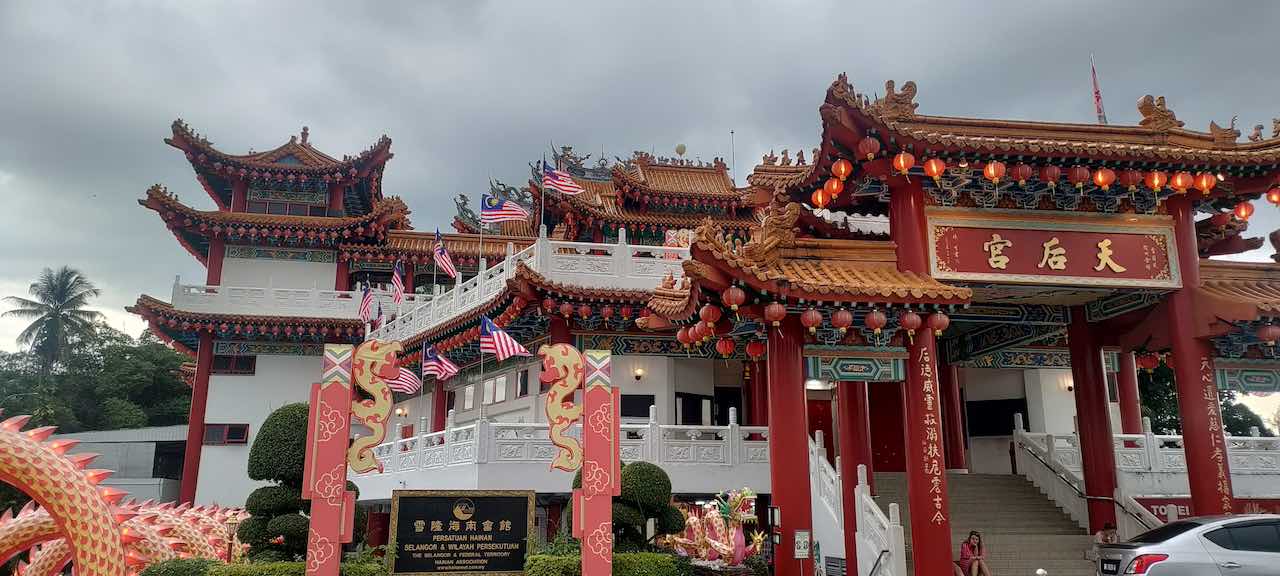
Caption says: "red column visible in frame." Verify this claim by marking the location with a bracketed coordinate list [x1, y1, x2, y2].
[403, 262, 415, 295]
[549, 317, 572, 345]
[1117, 351, 1143, 435]
[206, 237, 225, 286]
[328, 183, 344, 215]
[180, 331, 214, 503]
[891, 179, 952, 575]
[747, 359, 769, 427]
[335, 259, 350, 291]
[365, 512, 390, 548]
[1068, 306, 1118, 532]
[767, 316, 813, 576]
[1166, 196, 1234, 515]
[837, 380, 872, 567]
[230, 179, 247, 212]
[940, 363, 967, 470]
[431, 380, 447, 433]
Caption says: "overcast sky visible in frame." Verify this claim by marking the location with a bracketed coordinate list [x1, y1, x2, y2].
[3, 1, 1280, 416]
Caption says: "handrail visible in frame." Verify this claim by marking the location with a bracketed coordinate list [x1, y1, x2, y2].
[869, 549, 890, 576]
[1017, 438, 1086, 498]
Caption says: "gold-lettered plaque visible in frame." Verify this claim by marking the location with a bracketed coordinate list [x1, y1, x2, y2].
[389, 490, 536, 575]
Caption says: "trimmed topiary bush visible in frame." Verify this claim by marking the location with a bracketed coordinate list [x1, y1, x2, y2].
[139, 558, 218, 576]
[562, 461, 682, 551]
[245, 485, 302, 517]
[619, 461, 671, 512]
[525, 553, 680, 576]
[266, 513, 310, 550]
[657, 503, 687, 534]
[242, 403, 312, 560]
[236, 515, 270, 547]
[247, 403, 310, 485]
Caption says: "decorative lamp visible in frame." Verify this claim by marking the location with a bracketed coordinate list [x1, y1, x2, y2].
[800, 308, 823, 334]
[1120, 169, 1144, 192]
[864, 308, 887, 334]
[745, 340, 766, 360]
[633, 367, 646, 381]
[542, 297, 556, 312]
[620, 305, 633, 320]
[1266, 186, 1280, 206]
[924, 158, 946, 180]
[1135, 353, 1159, 372]
[558, 302, 575, 318]
[1234, 201, 1255, 221]
[676, 327, 693, 349]
[764, 302, 787, 327]
[578, 304, 592, 319]
[1093, 167, 1117, 191]
[892, 152, 916, 176]
[983, 160, 1007, 184]
[1170, 171, 1193, 194]
[699, 304, 723, 325]
[716, 337, 736, 358]
[1145, 170, 1168, 192]
[832, 158, 854, 181]
[600, 305, 615, 319]
[1011, 163, 1034, 186]
[824, 177, 845, 198]
[831, 308, 854, 334]
[1194, 172, 1217, 194]
[1257, 323, 1280, 346]
[723, 285, 746, 311]
[899, 310, 923, 342]
[857, 136, 881, 161]
[1068, 166, 1091, 190]
[811, 189, 830, 209]
[695, 320, 712, 342]
[1040, 165, 1062, 188]
[927, 311, 951, 336]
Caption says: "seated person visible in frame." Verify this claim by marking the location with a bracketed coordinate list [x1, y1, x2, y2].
[953, 531, 992, 576]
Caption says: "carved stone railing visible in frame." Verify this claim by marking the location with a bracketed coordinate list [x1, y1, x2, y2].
[809, 432, 845, 562]
[171, 277, 428, 319]
[854, 464, 907, 576]
[1012, 414, 1090, 530]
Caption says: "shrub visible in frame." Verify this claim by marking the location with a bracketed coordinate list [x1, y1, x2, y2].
[525, 553, 681, 576]
[525, 554, 581, 576]
[247, 403, 310, 485]
[208, 562, 386, 576]
[744, 555, 769, 576]
[246, 548, 292, 563]
[245, 485, 302, 517]
[139, 558, 217, 576]
[657, 504, 686, 534]
[236, 515, 270, 547]
[619, 462, 671, 512]
[266, 513, 310, 550]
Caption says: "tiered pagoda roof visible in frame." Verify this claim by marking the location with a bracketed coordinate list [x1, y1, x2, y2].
[128, 295, 363, 355]
[339, 230, 534, 269]
[165, 120, 394, 216]
[1197, 213, 1265, 257]
[139, 185, 410, 265]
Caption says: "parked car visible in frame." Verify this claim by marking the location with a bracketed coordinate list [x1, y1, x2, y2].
[1096, 514, 1280, 575]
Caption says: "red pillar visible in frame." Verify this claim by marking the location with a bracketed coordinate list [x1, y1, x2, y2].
[206, 237, 225, 286]
[180, 331, 214, 503]
[890, 179, 952, 575]
[940, 363, 967, 470]
[1117, 351, 1143, 435]
[431, 379, 448, 433]
[230, 178, 247, 212]
[1166, 196, 1234, 514]
[365, 512, 390, 548]
[837, 381, 872, 567]
[549, 317, 572, 345]
[335, 259, 350, 291]
[328, 183, 344, 215]
[767, 316, 813, 576]
[747, 359, 769, 427]
[403, 262, 415, 295]
[1067, 307, 1118, 532]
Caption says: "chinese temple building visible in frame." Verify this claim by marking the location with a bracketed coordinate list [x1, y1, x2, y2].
[133, 75, 1280, 576]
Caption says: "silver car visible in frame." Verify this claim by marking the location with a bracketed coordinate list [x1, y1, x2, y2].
[1096, 515, 1280, 575]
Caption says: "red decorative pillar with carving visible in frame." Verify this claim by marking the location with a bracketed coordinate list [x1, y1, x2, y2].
[1166, 196, 1234, 514]
[747, 359, 769, 426]
[1117, 351, 1143, 435]
[837, 380, 872, 566]
[940, 362, 967, 470]
[206, 237, 225, 286]
[180, 331, 214, 503]
[891, 180, 953, 576]
[230, 178, 247, 212]
[549, 317, 573, 346]
[767, 315, 813, 576]
[1068, 306, 1118, 531]
[335, 259, 350, 292]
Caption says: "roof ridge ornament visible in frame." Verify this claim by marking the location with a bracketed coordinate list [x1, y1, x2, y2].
[1271, 229, 1280, 263]
[1136, 95, 1184, 132]
[867, 80, 919, 121]
[1210, 116, 1241, 148]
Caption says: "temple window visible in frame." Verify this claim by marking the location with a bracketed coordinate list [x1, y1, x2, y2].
[210, 355, 256, 375]
[203, 423, 249, 445]
[516, 370, 530, 398]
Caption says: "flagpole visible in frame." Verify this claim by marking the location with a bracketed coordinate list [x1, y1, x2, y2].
[540, 153, 546, 235]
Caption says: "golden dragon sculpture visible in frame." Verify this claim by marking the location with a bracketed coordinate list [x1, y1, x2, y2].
[539, 343, 585, 472]
[348, 339, 402, 474]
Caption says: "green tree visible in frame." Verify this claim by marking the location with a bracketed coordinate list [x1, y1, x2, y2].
[1138, 360, 1272, 436]
[3, 267, 103, 375]
[569, 461, 684, 551]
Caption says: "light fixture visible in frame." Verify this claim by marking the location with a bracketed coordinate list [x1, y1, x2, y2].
[394, 406, 408, 418]
[805, 378, 829, 390]
[633, 367, 646, 381]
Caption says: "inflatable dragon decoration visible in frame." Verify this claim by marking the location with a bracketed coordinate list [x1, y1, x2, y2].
[661, 488, 766, 567]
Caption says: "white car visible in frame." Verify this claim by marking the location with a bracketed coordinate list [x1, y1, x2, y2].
[1096, 514, 1280, 575]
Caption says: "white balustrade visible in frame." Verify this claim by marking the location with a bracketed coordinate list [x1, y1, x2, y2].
[854, 464, 906, 576]
[170, 278, 431, 319]
[809, 432, 846, 562]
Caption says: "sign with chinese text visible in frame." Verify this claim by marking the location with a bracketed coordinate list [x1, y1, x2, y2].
[927, 208, 1180, 289]
[1136, 497, 1280, 519]
[389, 490, 534, 575]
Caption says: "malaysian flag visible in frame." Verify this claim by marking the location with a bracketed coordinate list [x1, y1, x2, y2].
[479, 316, 530, 362]
[433, 229, 458, 279]
[480, 194, 530, 223]
[387, 366, 423, 394]
[421, 346, 459, 381]
[358, 283, 374, 324]
[391, 260, 406, 304]
[542, 161, 585, 195]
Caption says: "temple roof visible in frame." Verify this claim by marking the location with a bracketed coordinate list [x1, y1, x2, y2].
[139, 185, 409, 264]
[1197, 213, 1264, 257]
[128, 294, 363, 355]
[339, 230, 534, 265]
[1198, 260, 1280, 317]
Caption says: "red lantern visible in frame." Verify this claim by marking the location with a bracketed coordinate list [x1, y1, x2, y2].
[764, 302, 787, 327]
[927, 312, 951, 336]
[864, 309, 887, 335]
[923, 158, 946, 180]
[700, 304, 723, 324]
[1234, 201, 1255, 221]
[800, 308, 823, 334]
[558, 302, 575, 318]
[1040, 165, 1062, 188]
[722, 285, 746, 311]
[620, 305, 633, 320]
[600, 305, 615, 319]
[1068, 166, 1091, 189]
[983, 160, 1007, 184]
[832, 158, 853, 181]
[1266, 186, 1280, 206]
[824, 177, 845, 197]
[578, 304, 592, 319]
[694, 320, 711, 342]
[716, 337, 736, 358]
[1194, 172, 1218, 194]
[745, 340, 766, 360]
[1170, 171, 1193, 193]
[1145, 170, 1168, 192]
[892, 152, 915, 176]
[811, 189, 831, 209]
[1120, 169, 1144, 192]
[1093, 167, 1117, 191]
[899, 310, 923, 338]
[1011, 163, 1033, 186]
[1257, 323, 1280, 346]
[1135, 353, 1159, 372]
[831, 309, 853, 334]
[677, 327, 693, 348]
[857, 136, 881, 161]
[541, 298, 556, 312]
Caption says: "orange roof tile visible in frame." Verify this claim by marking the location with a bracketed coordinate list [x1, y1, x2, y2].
[166, 120, 392, 175]
[140, 185, 409, 235]
[341, 230, 535, 261]
[1198, 260, 1280, 315]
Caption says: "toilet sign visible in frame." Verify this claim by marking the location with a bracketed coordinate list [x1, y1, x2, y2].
[793, 529, 811, 559]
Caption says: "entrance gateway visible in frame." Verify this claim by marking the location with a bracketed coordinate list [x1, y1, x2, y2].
[130, 73, 1280, 576]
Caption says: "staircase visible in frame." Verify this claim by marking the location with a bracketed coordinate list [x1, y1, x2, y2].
[873, 473, 1095, 576]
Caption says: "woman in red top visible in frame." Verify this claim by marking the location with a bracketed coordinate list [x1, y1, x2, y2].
[952, 531, 992, 576]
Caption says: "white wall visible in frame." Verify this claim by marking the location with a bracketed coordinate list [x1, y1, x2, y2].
[197, 354, 320, 506]
[221, 256, 336, 290]
[1023, 369, 1076, 434]
[962, 368, 1025, 474]
[612, 355, 674, 424]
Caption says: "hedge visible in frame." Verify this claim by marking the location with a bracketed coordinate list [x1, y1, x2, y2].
[526, 553, 681, 576]
[139, 559, 219, 576]
[210, 562, 385, 576]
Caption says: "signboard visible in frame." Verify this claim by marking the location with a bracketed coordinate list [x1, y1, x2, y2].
[389, 490, 535, 575]
[927, 208, 1180, 289]
[793, 529, 811, 559]
[1135, 497, 1280, 519]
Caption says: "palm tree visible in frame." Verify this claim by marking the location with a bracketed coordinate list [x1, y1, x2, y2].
[3, 266, 103, 373]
